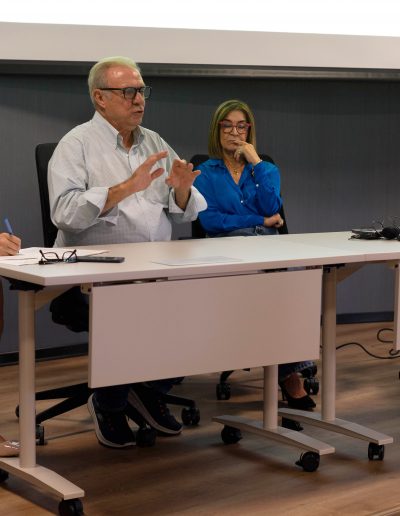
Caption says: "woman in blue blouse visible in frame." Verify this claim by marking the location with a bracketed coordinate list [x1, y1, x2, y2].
[194, 99, 316, 410]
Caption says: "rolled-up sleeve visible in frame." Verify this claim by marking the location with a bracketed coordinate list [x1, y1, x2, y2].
[252, 161, 281, 216]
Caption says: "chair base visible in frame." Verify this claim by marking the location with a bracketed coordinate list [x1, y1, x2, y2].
[16, 382, 199, 445]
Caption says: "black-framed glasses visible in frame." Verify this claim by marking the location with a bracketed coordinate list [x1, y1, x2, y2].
[39, 249, 77, 265]
[219, 121, 251, 134]
[99, 86, 152, 101]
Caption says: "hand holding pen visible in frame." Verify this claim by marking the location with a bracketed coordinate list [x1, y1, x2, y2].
[0, 218, 21, 256]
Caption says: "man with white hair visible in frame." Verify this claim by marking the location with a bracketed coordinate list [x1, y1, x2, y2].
[48, 56, 206, 449]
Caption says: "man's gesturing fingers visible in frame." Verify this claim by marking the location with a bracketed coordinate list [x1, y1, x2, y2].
[131, 151, 168, 190]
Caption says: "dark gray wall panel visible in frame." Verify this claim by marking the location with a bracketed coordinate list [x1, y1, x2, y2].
[1, 72, 399, 352]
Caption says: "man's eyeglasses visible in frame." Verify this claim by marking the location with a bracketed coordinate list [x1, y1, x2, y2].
[99, 86, 152, 101]
[219, 121, 251, 134]
[39, 249, 77, 265]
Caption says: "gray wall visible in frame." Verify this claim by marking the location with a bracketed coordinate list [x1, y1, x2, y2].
[1, 70, 400, 353]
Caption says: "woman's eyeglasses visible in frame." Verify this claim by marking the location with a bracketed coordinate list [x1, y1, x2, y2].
[219, 121, 251, 134]
[39, 249, 77, 265]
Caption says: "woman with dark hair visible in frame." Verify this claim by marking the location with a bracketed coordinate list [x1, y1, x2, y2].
[0, 231, 21, 456]
[193, 99, 316, 409]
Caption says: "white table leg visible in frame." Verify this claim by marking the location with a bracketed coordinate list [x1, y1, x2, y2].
[321, 266, 337, 422]
[0, 290, 84, 501]
[279, 266, 393, 448]
[393, 263, 400, 351]
[263, 365, 278, 429]
[19, 290, 37, 467]
[213, 364, 335, 458]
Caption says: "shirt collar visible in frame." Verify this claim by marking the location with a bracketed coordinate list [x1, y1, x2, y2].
[92, 111, 145, 149]
[209, 158, 251, 173]
[208, 158, 224, 168]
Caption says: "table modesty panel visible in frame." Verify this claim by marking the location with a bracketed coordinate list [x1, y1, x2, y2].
[89, 268, 322, 388]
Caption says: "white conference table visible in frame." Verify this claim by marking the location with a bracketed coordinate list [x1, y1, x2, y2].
[0, 231, 398, 511]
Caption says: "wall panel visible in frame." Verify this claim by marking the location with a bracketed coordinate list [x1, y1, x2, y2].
[0, 71, 399, 352]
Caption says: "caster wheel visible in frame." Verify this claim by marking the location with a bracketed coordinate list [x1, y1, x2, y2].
[221, 425, 242, 444]
[282, 417, 303, 432]
[15, 406, 19, 418]
[304, 377, 319, 395]
[58, 498, 84, 515]
[136, 427, 157, 447]
[296, 451, 320, 472]
[36, 425, 46, 446]
[216, 383, 231, 400]
[368, 442, 384, 460]
[0, 469, 9, 483]
[181, 407, 200, 426]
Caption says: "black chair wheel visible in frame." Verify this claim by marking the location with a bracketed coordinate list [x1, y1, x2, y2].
[282, 417, 303, 432]
[0, 469, 9, 483]
[368, 442, 385, 460]
[136, 427, 157, 447]
[216, 383, 231, 400]
[221, 425, 242, 444]
[36, 424, 46, 446]
[181, 407, 200, 426]
[296, 451, 320, 472]
[15, 406, 19, 419]
[58, 498, 84, 516]
[304, 377, 319, 395]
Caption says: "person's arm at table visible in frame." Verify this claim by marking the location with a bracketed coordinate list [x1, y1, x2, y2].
[0, 233, 21, 256]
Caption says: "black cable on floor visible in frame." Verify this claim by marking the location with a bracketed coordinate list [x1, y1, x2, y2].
[336, 327, 400, 359]
[377, 327, 395, 343]
[336, 341, 400, 359]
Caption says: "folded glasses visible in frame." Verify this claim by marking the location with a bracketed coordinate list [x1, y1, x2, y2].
[39, 249, 77, 265]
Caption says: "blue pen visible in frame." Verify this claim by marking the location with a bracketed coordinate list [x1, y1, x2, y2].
[4, 218, 13, 235]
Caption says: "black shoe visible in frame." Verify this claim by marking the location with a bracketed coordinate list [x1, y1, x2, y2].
[87, 394, 136, 448]
[279, 383, 316, 410]
[127, 384, 182, 435]
[279, 372, 316, 410]
[281, 417, 304, 431]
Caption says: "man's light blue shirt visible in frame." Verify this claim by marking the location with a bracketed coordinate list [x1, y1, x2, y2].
[48, 111, 206, 246]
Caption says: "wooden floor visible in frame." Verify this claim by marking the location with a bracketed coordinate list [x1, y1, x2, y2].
[1, 322, 400, 515]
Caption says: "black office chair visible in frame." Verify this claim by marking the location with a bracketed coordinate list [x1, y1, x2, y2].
[30, 143, 200, 446]
[35, 143, 59, 249]
[30, 142, 92, 445]
[190, 154, 319, 401]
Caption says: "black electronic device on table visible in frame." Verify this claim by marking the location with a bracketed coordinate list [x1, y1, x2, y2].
[351, 226, 400, 240]
[76, 256, 125, 263]
[350, 228, 381, 240]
